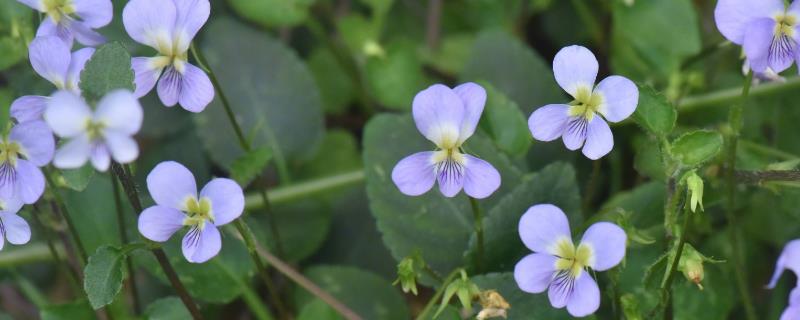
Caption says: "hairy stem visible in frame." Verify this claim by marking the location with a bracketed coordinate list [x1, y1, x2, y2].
[415, 269, 461, 320]
[111, 175, 141, 314]
[659, 206, 691, 320]
[469, 197, 485, 272]
[232, 220, 290, 319]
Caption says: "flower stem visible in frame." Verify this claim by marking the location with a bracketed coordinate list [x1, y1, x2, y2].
[29, 204, 81, 292]
[110, 163, 204, 320]
[244, 170, 364, 209]
[659, 205, 691, 320]
[469, 197, 485, 272]
[111, 174, 141, 314]
[43, 170, 88, 263]
[232, 220, 290, 319]
[678, 75, 800, 112]
[414, 269, 461, 320]
[723, 71, 758, 320]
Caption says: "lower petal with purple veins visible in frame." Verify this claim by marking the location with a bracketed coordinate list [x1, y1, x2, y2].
[462, 155, 500, 199]
[181, 222, 222, 263]
[562, 117, 588, 151]
[157, 67, 182, 107]
[548, 268, 577, 308]
[566, 272, 601, 317]
[582, 116, 613, 160]
[744, 18, 796, 73]
[435, 157, 465, 197]
[36, 19, 75, 46]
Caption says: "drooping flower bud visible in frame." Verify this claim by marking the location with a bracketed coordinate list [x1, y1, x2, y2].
[393, 255, 422, 295]
[435, 270, 481, 318]
[685, 171, 704, 213]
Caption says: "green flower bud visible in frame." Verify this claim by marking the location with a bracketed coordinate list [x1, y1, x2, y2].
[686, 171, 704, 213]
[435, 270, 481, 318]
[393, 254, 424, 296]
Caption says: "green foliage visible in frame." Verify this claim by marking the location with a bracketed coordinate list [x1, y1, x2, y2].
[79, 42, 134, 103]
[297, 299, 343, 320]
[0, 1, 32, 71]
[471, 273, 579, 319]
[143, 297, 191, 320]
[365, 40, 429, 110]
[308, 48, 356, 115]
[670, 130, 723, 168]
[227, 0, 316, 27]
[83, 244, 144, 310]
[632, 85, 676, 138]
[478, 82, 531, 156]
[57, 165, 95, 191]
[230, 146, 273, 186]
[40, 301, 94, 320]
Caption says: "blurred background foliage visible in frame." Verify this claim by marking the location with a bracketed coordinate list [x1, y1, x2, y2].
[0, 0, 797, 319]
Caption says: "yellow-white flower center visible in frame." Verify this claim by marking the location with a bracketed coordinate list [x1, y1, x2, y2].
[775, 13, 798, 38]
[0, 140, 22, 167]
[567, 86, 604, 122]
[552, 237, 594, 279]
[182, 197, 213, 230]
[43, 0, 75, 24]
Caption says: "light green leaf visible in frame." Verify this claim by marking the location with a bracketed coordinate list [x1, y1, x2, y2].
[251, 200, 331, 262]
[308, 48, 356, 115]
[79, 42, 134, 103]
[144, 296, 191, 320]
[230, 146, 273, 186]
[297, 299, 343, 320]
[478, 82, 531, 156]
[670, 130, 723, 167]
[632, 85, 676, 137]
[84, 246, 126, 309]
[365, 40, 429, 110]
[471, 273, 582, 319]
[227, 0, 316, 27]
[0, 1, 33, 71]
[40, 301, 94, 320]
[63, 177, 126, 254]
[58, 164, 95, 191]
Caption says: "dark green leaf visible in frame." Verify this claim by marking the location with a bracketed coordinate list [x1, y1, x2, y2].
[632, 85, 676, 137]
[365, 41, 429, 110]
[79, 42, 134, 103]
[230, 146, 273, 186]
[58, 164, 95, 191]
[308, 48, 356, 115]
[40, 301, 94, 320]
[670, 130, 723, 167]
[63, 176, 125, 254]
[478, 82, 531, 156]
[227, 0, 315, 27]
[144, 296, 191, 320]
[252, 200, 331, 262]
[84, 246, 126, 309]
[297, 299, 343, 320]
[0, 1, 33, 71]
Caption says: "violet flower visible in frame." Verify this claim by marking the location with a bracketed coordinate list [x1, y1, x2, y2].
[391, 83, 501, 199]
[138, 161, 244, 263]
[122, 0, 214, 112]
[44, 90, 143, 172]
[0, 198, 29, 251]
[11, 36, 94, 124]
[768, 239, 800, 320]
[16, 0, 112, 46]
[528, 45, 638, 160]
[715, 0, 800, 74]
[514, 204, 626, 317]
[0, 121, 55, 204]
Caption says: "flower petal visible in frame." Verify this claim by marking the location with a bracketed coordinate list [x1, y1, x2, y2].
[182, 223, 221, 263]
[95, 89, 144, 134]
[744, 18, 794, 73]
[147, 161, 197, 210]
[781, 306, 800, 320]
[412, 84, 465, 148]
[69, 20, 106, 47]
[10, 120, 54, 167]
[131, 57, 164, 98]
[514, 253, 557, 294]
[90, 143, 111, 171]
[16, 0, 44, 11]
[436, 161, 464, 198]
[172, 0, 210, 53]
[36, 18, 74, 46]
[453, 82, 486, 144]
[122, 0, 177, 51]
[462, 155, 500, 199]
[16, 160, 45, 204]
[10, 96, 48, 123]
[66, 47, 95, 91]
[391, 151, 436, 196]
[103, 131, 139, 164]
[0, 213, 30, 245]
[566, 273, 601, 317]
[72, 0, 113, 28]
[157, 67, 181, 107]
[28, 36, 70, 87]
[581, 116, 613, 160]
[178, 63, 214, 112]
[768, 239, 800, 288]
[562, 117, 588, 151]
[594, 76, 638, 123]
[45, 90, 92, 138]
[138, 205, 186, 242]
[518, 204, 572, 254]
[553, 45, 598, 98]
[53, 134, 91, 169]
[579, 222, 627, 271]
[528, 104, 570, 142]
[714, 0, 783, 44]
[199, 178, 244, 226]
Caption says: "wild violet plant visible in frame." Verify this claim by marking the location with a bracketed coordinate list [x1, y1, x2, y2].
[3, 1, 800, 319]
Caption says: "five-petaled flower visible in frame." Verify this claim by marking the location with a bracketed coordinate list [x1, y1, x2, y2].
[528, 45, 638, 160]
[44, 90, 143, 172]
[514, 204, 626, 317]
[391, 83, 501, 199]
[716, 0, 800, 74]
[768, 239, 800, 320]
[122, 0, 214, 112]
[0, 121, 54, 204]
[0, 197, 30, 251]
[17, 0, 112, 46]
[11, 36, 94, 124]
[138, 161, 244, 263]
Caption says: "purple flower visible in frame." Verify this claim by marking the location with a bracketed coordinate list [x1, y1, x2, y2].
[122, 0, 214, 112]
[44, 90, 143, 172]
[528, 45, 638, 160]
[138, 161, 244, 263]
[767, 239, 800, 320]
[11, 36, 94, 123]
[0, 198, 29, 251]
[514, 204, 626, 317]
[16, 0, 112, 46]
[391, 83, 501, 199]
[0, 121, 55, 204]
[715, 0, 800, 74]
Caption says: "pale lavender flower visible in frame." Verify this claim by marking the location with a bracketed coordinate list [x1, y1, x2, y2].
[767, 240, 800, 320]
[122, 0, 214, 112]
[0, 121, 55, 204]
[11, 36, 94, 123]
[514, 204, 626, 317]
[528, 45, 638, 160]
[391, 83, 501, 199]
[0, 198, 29, 251]
[17, 0, 111, 46]
[715, 0, 800, 74]
[44, 90, 142, 172]
[138, 161, 244, 263]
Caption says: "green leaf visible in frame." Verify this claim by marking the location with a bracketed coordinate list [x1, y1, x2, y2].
[58, 164, 95, 191]
[363, 114, 524, 274]
[421, 34, 474, 75]
[144, 297, 191, 320]
[465, 162, 580, 272]
[297, 130, 362, 180]
[0, 1, 34, 71]
[63, 176, 127, 254]
[601, 181, 665, 227]
[79, 42, 134, 103]
[227, 0, 316, 27]
[670, 130, 723, 167]
[477, 82, 531, 156]
[84, 246, 126, 309]
[297, 299, 343, 320]
[365, 40, 429, 110]
[461, 30, 562, 114]
[359, 0, 394, 16]
[308, 48, 356, 115]
[230, 146, 273, 186]
[471, 273, 581, 319]
[40, 301, 94, 320]
[0, 88, 13, 129]
[632, 85, 676, 137]
[295, 265, 410, 320]
[251, 200, 331, 262]
[195, 18, 324, 169]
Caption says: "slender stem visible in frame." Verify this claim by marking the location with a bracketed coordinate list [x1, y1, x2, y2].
[111, 175, 141, 314]
[232, 220, 290, 319]
[739, 140, 800, 160]
[723, 71, 758, 320]
[679, 41, 731, 70]
[735, 170, 800, 184]
[678, 75, 800, 112]
[110, 163, 204, 320]
[44, 171, 88, 263]
[212, 257, 274, 320]
[29, 205, 81, 291]
[583, 160, 601, 215]
[659, 206, 691, 320]
[425, 0, 442, 50]
[414, 269, 461, 320]
[245, 170, 364, 209]
[469, 197, 484, 272]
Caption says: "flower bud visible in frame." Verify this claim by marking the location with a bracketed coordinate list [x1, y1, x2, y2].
[678, 244, 705, 289]
[685, 171, 704, 213]
[393, 255, 422, 295]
